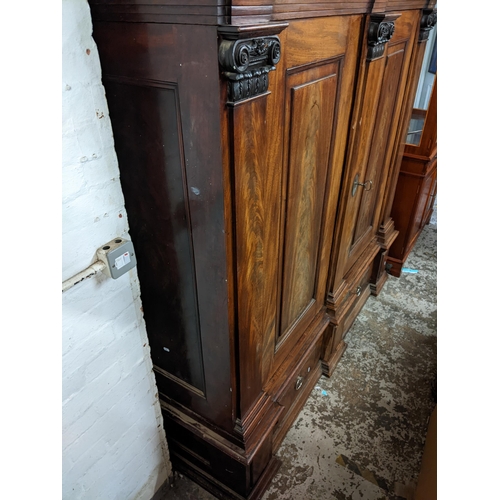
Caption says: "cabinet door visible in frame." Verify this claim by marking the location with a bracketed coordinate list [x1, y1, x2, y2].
[331, 10, 420, 292]
[227, 16, 362, 418]
[273, 16, 363, 376]
[346, 39, 409, 269]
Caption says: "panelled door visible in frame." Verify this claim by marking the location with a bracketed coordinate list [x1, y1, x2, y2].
[333, 10, 421, 289]
[268, 16, 364, 378]
[229, 15, 363, 418]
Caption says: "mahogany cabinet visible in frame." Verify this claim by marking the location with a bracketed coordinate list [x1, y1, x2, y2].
[387, 73, 437, 277]
[87, 2, 436, 498]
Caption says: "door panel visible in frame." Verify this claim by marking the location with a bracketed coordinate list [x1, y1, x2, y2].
[228, 15, 363, 417]
[347, 41, 407, 268]
[279, 61, 339, 341]
[269, 14, 363, 375]
[328, 11, 420, 286]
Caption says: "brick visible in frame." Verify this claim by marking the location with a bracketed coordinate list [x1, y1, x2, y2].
[122, 461, 169, 500]
[62, 182, 126, 235]
[62, 293, 138, 370]
[62, 359, 123, 433]
[63, 358, 154, 451]
[65, 388, 157, 479]
[116, 444, 168, 500]
[69, 411, 160, 499]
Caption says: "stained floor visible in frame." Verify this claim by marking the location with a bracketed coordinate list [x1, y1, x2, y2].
[163, 221, 437, 500]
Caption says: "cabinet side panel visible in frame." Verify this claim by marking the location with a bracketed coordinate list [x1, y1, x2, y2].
[93, 22, 234, 432]
[386, 170, 419, 259]
[105, 82, 205, 393]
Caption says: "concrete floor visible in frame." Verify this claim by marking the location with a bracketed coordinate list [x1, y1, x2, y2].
[163, 221, 437, 500]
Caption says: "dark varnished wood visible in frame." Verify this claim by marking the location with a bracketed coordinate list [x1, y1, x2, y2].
[230, 3, 371, 25]
[222, 16, 362, 430]
[322, 240, 378, 371]
[279, 60, 340, 341]
[321, 338, 347, 378]
[92, 21, 236, 435]
[226, 24, 286, 421]
[349, 42, 406, 258]
[229, 1, 436, 24]
[372, 0, 436, 13]
[89, 0, 230, 25]
[387, 159, 436, 277]
[104, 80, 206, 394]
[269, 314, 329, 451]
[89, 0, 436, 25]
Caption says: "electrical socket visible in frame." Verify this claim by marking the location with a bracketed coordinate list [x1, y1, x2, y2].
[96, 237, 137, 279]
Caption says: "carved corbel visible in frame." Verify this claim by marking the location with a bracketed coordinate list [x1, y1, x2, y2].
[218, 24, 287, 105]
[419, 9, 437, 42]
[367, 14, 398, 62]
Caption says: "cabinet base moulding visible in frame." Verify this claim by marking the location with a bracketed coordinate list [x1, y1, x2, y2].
[370, 268, 389, 295]
[172, 452, 282, 500]
[321, 339, 347, 378]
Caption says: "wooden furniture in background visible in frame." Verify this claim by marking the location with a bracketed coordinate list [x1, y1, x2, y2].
[87, 2, 436, 498]
[387, 75, 437, 277]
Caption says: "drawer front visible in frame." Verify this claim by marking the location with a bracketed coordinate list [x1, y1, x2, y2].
[341, 266, 372, 339]
[276, 339, 322, 413]
[336, 261, 373, 317]
[348, 265, 371, 300]
[272, 326, 324, 453]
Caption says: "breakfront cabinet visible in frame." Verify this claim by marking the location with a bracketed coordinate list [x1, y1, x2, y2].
[88, 2, 436, 498]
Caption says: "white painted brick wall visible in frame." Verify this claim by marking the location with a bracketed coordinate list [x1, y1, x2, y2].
[62, 1, 171, 498]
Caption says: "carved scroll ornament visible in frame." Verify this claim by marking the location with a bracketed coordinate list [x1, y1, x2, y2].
[367, 14, 396, 61]
[419, 9, 437, 42]
[219, 36, 282, 104]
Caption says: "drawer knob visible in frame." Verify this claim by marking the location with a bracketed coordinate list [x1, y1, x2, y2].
[356, 286, 361, 296]
[295, 376, 304, 391]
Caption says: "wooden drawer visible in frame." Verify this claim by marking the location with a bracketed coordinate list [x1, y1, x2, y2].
[276, 339, 321, 412]
[350, 263, 371, 297]
[271, 321, 325, 451]
[347, 266, 371, 302]
[341, 266, 372, 339]
[329, 237, 379, 315]
[339, 260, 373, 318]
